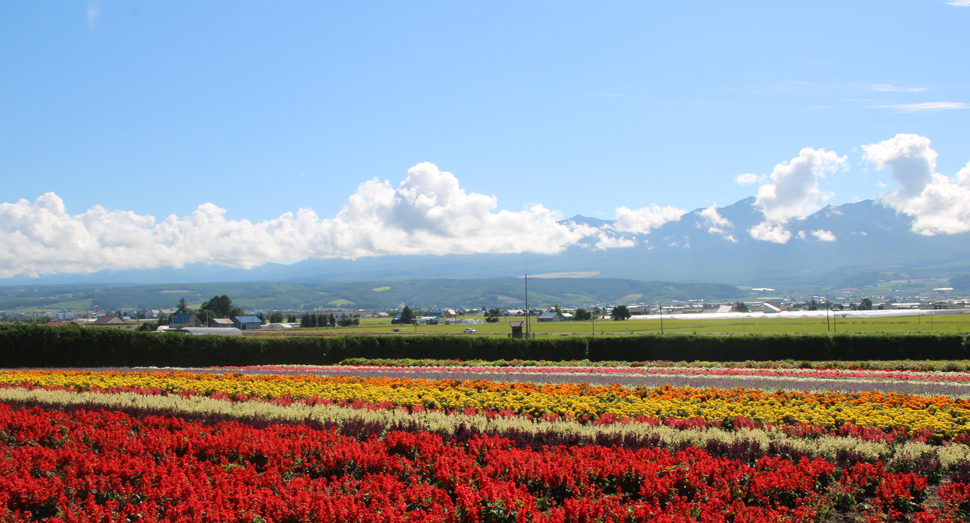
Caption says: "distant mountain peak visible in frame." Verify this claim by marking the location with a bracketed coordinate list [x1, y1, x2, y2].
[559, 215, 615, 228]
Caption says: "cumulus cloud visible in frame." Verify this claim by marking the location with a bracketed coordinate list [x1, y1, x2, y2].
[864, 134, 970, 235]
[811, 229, 837, 241]
[0, 163, 615, 278]
[747, 147, 847, 243]
[754, 148, 846, 222]
[612, 204, 685, 234]
[591, 232, 637, 250]
[697, 205, 737, 242]
[749, 222, 792, 244]
[957, 160, 970, 186]
[735, 173, 765, 185]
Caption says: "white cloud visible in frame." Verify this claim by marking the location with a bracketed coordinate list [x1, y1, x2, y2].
[697, 205, 737, 242]
[875, 102, 968, 112]
[754, 148, 846, 223]
[735, 173, 765, 185]
[957, 160, 970, 186]
[747, 147, 847, 243]
[876, 181, 887, 189]
[612, 204, 685, 234]
[864, 134, 970, 235]
[87, 1, 99, 29]
[811, 229, 837, 241]
[947, 0, 970, 6]
[0, 163, 618, 278]
[592, 232, 636, 250]
[749, 222, 792, 243]
[871, 84, 926, 92]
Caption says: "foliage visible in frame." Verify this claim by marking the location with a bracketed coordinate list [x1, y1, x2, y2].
[573, 308, 592, 321]
[610, 305, 631, 321]
[860, 298, 874, 311]
[734, 301, 749, 313]
[399, 306, 415, 325]
[484, 308, 502, 323]
[337, 317, 360, 327]
[2, 324, 969, 369]
[176, 298, 189, 313]
[950, 273, 970, 291]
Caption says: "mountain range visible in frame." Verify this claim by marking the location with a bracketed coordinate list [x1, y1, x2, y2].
[3, 197, 969, 290]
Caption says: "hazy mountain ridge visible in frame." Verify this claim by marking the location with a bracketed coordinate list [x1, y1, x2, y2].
[0, 279, 747, 312]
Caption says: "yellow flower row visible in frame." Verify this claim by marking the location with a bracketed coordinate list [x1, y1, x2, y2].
[1, 370, 968, 437]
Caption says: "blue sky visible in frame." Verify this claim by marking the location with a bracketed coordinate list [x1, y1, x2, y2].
[1, 1, 968, 277]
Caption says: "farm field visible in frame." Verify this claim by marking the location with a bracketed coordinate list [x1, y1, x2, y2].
[5, 363, 970, 521]
[273, 311, 970, 337]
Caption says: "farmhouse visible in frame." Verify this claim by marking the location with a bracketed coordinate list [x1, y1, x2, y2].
[169, 313, 202, 329]
[537, 311, 566, 322]
[90, 315, 134, 330]
[233, 316, 263, 330]
[762, 303, 783, 314]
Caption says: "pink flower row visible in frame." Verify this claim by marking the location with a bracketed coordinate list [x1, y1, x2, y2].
[214, 364, 970, 383]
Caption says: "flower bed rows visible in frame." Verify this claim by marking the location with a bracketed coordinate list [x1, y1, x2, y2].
[6, 365, 970, 521]
[3, 370, 970, 438]
[2, 402, 969, 522]
[337, 358, 970, 373]
[194, 365, 970, 399]
[4, 386, 970, 477]
[222, 363, 970, 383]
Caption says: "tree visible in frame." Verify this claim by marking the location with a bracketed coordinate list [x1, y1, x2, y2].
[176, 298, 189, 314]
[329, 313, 336, 328]
[553, 304, 562, 313]
[484, 308, 502, 323]
[136, 322, 157, 332]
[199, 295, 242, 318]
[808, 299, 818, 311]
[574, 308, 592, 321]
[859, 298, 874, 311]
[399, 306, 415, 325]
[610, 305, 631, 321]
[733, 302, 749, 313]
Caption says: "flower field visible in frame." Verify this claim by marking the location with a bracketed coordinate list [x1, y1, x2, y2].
[3, 364, 970, 521]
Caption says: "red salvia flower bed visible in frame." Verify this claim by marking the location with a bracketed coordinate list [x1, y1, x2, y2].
[1, 403, 966, 522]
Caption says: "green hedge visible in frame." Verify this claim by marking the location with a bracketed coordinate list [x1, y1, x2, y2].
[584, 333, 968, 362]
[0, 324, 966, 368]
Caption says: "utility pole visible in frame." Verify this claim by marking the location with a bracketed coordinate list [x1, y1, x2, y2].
[524, 267, 530, 339]
[659, 302, 664, 334]
[826, 299, 830, 333]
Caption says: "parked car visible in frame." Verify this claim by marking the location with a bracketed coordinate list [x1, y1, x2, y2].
[463, 328, 476, 333]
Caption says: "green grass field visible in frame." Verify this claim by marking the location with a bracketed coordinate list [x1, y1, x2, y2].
[281, 312, 970, 337]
